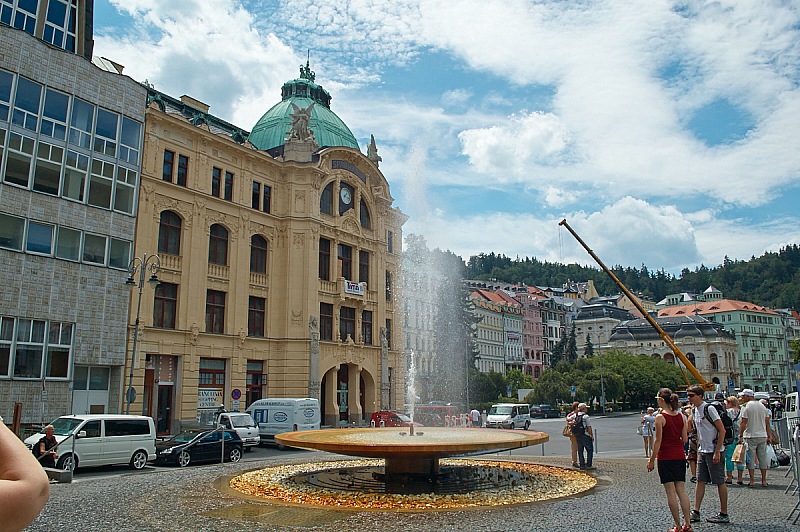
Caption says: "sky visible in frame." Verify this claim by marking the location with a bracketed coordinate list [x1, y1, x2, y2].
[92, 0, 800, 276]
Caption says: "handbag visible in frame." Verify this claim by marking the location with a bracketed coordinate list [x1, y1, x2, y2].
[562, 423, 573, 437]
[776, 448, 791, 467]
[636, 424, 642, 435]
[766, 444, 779, 468]
[732, 443, 746, 464]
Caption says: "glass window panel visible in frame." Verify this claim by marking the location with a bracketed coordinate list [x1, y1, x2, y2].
[60, 322, 72, 344]
[33, 142, 63, 195]
[0, 345, 9, 377]
[13, 345, 42, 378]
[88, 160, 113, 208]
[0, 69, 12, 121]
[69, 98, 93, 149]
[46, 346, 70, 378]
[0, 317, 13, 341]
[12, 76, 41, 131]
[119, 117, 140, 164]
[89, 366, 110, 390]
[73, 365, 88, 390]
[26, 221, 53, 254]
[62, 150, 88, 201]
[46, 0, 67, 25]
[82, 233, 106, 264]
[94, 108, 118, 156]
[113, 166, 136, 214]
[108, 238, 130, 269]
[41, 88, 69, 140]
[0, 213, 25, 250]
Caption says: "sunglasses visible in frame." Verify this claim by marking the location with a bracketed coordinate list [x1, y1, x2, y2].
[686, 393, 697, 397]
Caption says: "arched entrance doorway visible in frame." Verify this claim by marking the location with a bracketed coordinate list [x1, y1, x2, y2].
[320, 363, 376, 427]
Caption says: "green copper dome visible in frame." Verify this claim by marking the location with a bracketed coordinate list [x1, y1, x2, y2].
[248, 63, 359, 152]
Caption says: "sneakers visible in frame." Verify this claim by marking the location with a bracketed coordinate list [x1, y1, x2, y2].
[706, 513, 730, 524]
[690, 476, 697, 483]
[572, 462, 579, 468]
[689, 510, 701, 523]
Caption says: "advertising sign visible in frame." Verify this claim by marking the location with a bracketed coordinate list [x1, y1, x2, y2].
[198, 388, 224, 410]
[344, 280, 365, 296]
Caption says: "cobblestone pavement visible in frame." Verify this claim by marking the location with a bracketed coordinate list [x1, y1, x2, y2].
[25, 453, 799, 532]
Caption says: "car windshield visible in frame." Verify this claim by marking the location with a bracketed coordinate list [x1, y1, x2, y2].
[229, 415, 255, 428]
[489, 406, 512, 415]
[169, 431, 204, 443]
[394, 413, 412, 422]
[50, 417, 85, 436]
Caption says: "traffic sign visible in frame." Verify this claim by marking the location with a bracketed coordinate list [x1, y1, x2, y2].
[570, 385, 576, 397]
[231, 388, 242, 400]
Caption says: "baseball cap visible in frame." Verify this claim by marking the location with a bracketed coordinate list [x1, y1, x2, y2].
[739, 388, 755, 397]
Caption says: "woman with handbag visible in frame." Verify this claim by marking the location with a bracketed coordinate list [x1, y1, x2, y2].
[647, 388, 693, 532]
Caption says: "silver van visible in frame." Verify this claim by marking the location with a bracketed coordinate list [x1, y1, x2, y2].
[485, 403, 531, 430]
[24, 414, 156, 471]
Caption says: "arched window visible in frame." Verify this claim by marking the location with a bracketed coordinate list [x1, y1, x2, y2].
[208, 224, 228, 265]
[686, 352, 696, 366]
[710, 353, 719, 370]
[320, 182, 333, 215]
[158, 210, 182, 255]
[664, 353, 675, 364]
[359, 198, 371, 229]
[250, 234, 267, 274]
[534, 366, 541, 379]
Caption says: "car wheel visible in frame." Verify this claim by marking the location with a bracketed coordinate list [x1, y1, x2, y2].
[57, 454, 76, 472]
[129, 450, 148, 470]
[524, 420, 530, 430]
[178, 451, 191, 467]
[228, 446, 242, 463]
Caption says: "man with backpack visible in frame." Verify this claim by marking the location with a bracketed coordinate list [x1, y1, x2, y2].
[687, 385, 729, 524]
[572, 403, 595, 470]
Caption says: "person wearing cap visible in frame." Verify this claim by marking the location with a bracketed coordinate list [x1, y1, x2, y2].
[738, 388, 771, 487]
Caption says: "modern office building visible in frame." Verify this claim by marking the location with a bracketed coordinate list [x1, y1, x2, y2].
[127, 64, 406, 432]
[0, 2, 147, 423]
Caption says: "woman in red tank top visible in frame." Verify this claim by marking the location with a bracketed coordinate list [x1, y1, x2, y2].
[647, 388, 693, 532]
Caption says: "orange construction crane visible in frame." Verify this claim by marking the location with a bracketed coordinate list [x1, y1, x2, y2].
[559, 219, 715, 391]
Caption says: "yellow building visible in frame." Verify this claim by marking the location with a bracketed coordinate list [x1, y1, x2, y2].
[127, 65, 406, 433]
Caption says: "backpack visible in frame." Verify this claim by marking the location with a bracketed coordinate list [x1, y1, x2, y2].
[571, 413, 586, 437]
[703, 401, 734, 446]
[32, 437, 44, 458]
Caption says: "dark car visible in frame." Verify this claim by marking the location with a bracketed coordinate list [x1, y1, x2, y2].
[530, 404, 561, 418]
[156, 429, 243, 467]
[370, 411, 422, 427]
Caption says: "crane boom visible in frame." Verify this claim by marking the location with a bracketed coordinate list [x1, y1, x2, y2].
[559, 219, 715, 391]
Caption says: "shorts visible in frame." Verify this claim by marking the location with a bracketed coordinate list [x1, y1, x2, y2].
[657, 459, 687, 484]
[697, 451, 726, 485]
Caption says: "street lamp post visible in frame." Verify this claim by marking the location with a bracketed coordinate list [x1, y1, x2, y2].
[125, 254, 160, 415]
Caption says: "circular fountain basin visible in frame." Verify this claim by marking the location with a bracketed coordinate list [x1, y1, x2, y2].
[276, 427, 548, 477]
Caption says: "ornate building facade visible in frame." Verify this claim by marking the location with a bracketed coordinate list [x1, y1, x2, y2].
[127, 66, 406, 432]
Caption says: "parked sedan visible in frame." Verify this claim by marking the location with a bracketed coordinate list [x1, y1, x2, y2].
[156, 429, 243, 467]
[529, 404, 561, 418]
[370, 411, 422, 427]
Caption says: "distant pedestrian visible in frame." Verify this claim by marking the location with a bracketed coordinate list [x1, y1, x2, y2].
[642, 407, 656, 457]
[566, 402, 580, 467]
[687, 385, 729, 524]
[647, 388, 692, 532]
[738, 389, 771, 488]
[723, 396, 744, 485]
[470, 407, 481, 427]
[573, 403, 594, 470]
[36, 425, 58, 469]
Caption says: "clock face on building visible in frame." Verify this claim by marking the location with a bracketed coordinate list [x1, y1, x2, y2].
[340, 186, 352, 205]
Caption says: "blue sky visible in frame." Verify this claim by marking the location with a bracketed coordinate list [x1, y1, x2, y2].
[93, 0, 800, 275]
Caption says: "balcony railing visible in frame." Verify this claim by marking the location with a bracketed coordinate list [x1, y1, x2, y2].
[250, 272, 269, 286]
[159, 254, 182, 272]
[208, 263, 229, 280]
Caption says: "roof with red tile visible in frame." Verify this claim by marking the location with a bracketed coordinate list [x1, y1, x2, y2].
[658, 299, 779, 316]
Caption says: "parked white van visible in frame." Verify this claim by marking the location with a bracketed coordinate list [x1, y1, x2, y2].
[246, 398, 320, 449]
[216, 412, 260, 449]
[785, 392, 798, 420]
[24, 414, 156, 471]
[485, 403, 531, 430]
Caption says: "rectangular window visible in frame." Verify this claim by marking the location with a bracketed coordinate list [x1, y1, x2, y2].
[338, 244, 352, 280]
[340, 306, 355, 342]
[246, 360, 264, 406]
[5, 131, 35, 187]
[62, 150, 88, 201]
[82, 233, 107, 265]
[385, 270, 392, 301]
[153, 282, 177, 329]
[362, 310, 373, 346]
[320, 303, 333, 341]
[88, 159, 114, 209]
[263, 185, 271, 213]
[319, 238, 330, 280]
[385, 319, 392, 350]
[14, 319, 45, 378]
[205, 290, 226, 334]
[359, 250, 370, 285]
[199, 358, 225, 386]
[0, 70, 12, 121]
[69, 98, 93, 149]
[41, 88, 69, 140]
[114, 166, 137, 214]
[0, 316, 12, 376]
[33, 141, 63, 195]
[55, 226, 81, 260]
[223, 171, 233, 201]
[45, 321, 72, 378]
[119, 117, 141, 165]
[177, 155, 188, 186]
[387, 230, 393, 253]
[251, 181, 260, 209]
[43, 0, 77, 52]
[162, 150, 174, 182]
[248, 296, 266, 337]
[108, 238, 131, 269]
[0, 213, 25, 251]
[12, 76, 41, 131]
[93, 108, 119, 157]
[26, 221, 54, 255]
[5, 0, 37, 34]
[212, 167, 221, 197]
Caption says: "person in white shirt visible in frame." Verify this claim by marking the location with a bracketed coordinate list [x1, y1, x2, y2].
[738, 389, 772, 487]
[470, 408, 481, 427]
[687, 385, 729, 524]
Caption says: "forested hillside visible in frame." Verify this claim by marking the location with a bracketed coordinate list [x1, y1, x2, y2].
[464, 244, 800, 308]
